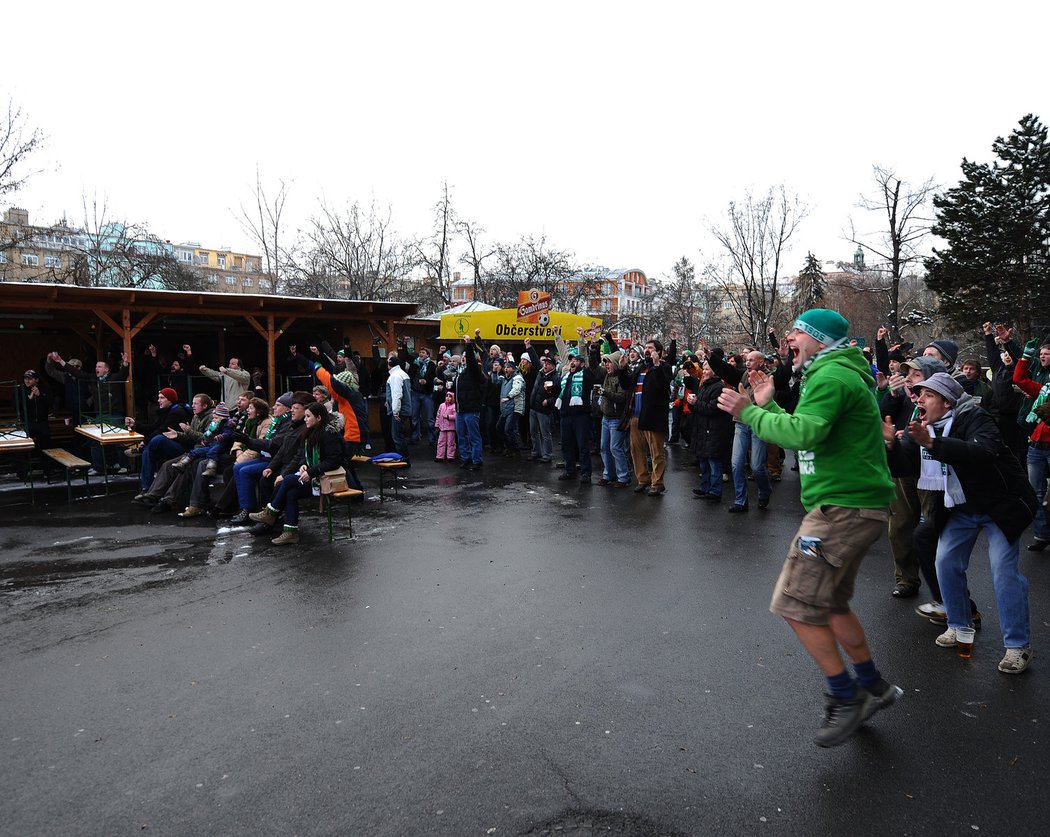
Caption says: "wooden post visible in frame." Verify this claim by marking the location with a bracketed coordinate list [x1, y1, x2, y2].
[267, 316, 276, 398]
[244, 314, 277, 399]
[122, 308, 133, 416]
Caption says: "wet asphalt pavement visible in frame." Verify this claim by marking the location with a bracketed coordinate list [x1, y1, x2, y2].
[1, 446, 1048, 836]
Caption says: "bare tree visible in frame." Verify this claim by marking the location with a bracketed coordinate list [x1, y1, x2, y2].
[848, 166, 937, 340]
[302, 199, 416, 300]
[62, 195, 201, 290]
[708, 186, 807, 345]
[0, 101, 47, 260]
[653, 256, 717, 343]
[415, 181, 455, 309]
[0, 99, 46, 198]
[484, 235, 580, 310]
[237, 168, 295, 294]
[455, 216, 496, 304]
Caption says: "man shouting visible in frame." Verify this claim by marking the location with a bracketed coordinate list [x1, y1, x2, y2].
[718, 308, 900, 748]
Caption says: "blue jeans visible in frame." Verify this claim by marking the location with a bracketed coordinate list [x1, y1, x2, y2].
[1027, 445, 1050, 541]
[600, 417, 630, 482]
[456, 410, 483, 465]
[561, 413, 592, 478]
[269, 474, 313, 527]
[935, 511, 1030, 647]
[530, 411, 553, 459]
[732, 423, 772, 506]
[141, 435, 184, 489]
[496, 411, 521, 451]
[700, 457, 722, 497]
[234, 457, 270, 510]
[389, 412, 409, 456]
[411, 391, 435, 444]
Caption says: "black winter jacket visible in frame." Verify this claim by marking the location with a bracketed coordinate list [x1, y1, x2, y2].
[622, 360, 674, 432]
[689, 376, 733, 460]
[886, 401, 1037, 544]
[284, 426, 344, 478]
[453, 341, 485, 413]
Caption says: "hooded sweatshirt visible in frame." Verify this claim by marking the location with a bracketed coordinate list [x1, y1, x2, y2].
[739, 346, 895, 512]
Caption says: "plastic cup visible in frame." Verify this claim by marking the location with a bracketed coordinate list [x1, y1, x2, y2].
[956, 627, 976, 658]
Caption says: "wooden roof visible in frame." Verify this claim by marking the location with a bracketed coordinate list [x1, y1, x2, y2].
[0, 282, 418, 321]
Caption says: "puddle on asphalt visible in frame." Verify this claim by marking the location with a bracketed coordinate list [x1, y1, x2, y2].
[0, 473, 522, 614]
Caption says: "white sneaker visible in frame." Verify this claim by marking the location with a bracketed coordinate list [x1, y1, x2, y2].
[87, 467, 101, 476]
[935, 628, 957, 648]
[998, 647, 1033, 674]
[116, 467, 129, 475]
[916, 601, 946, 621]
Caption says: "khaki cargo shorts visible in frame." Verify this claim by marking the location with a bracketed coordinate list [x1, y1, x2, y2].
[770, 505, 889, 625]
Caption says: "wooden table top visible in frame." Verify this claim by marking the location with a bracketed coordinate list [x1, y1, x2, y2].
[74, 424, 144, 444]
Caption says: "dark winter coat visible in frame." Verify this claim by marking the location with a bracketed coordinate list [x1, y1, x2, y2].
[64, 363, 129, 418]
[283, 426, 344, 478]
[407, 350, 438, 395]
[886, 401, 1038, 544]
[526, 346, 561, 414]
[261, 417, 306, 473]
[689, 376, 734, 460]
[557, 366, 597, 418]
[21, 384, 52, 428]
[623, 360, 674, 433]
[984, 334, 1024, 423]
[452, 341, 485, 413]
[135, 403, 191, 442]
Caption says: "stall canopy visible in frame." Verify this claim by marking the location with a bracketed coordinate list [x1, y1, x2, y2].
[438, 289, 602, 342]
[0, 282, 417, 404]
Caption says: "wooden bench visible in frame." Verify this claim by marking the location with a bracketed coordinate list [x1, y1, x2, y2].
[322, 488, 365, 542]
[372, 460, 409, 502]
[43, 448, 92, 502]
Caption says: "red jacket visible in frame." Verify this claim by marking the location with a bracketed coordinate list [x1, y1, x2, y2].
[1013, 357, 1050, 443]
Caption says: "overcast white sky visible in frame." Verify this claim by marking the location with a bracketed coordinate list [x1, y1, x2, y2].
[5, 1, 1049, 281]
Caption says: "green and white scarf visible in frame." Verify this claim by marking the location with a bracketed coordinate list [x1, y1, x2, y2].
[556, 370, 584, 410]
[1025, 382, 1050, 424]
[265, 412, 288, 440]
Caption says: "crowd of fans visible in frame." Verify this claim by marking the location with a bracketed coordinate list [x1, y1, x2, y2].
[9, 316, 1049, 684]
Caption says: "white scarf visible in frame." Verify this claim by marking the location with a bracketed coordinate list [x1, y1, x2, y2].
[916, 413, 966, 508]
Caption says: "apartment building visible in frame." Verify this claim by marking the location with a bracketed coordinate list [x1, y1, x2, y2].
[450, 267, 649, 324]
[172, 243, 269, 293]
[1, 207, 268, 293]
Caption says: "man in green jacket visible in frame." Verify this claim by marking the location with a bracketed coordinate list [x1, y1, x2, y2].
[718, 308, 900, 748]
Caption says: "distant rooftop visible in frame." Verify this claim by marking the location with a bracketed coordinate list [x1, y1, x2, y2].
[414, 300, 500, 321]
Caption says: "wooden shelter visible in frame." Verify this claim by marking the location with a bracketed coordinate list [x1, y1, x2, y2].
[0, 283, 418, 410]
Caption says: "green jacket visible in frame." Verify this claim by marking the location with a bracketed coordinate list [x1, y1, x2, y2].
[740, 346, 895, 512]
[173, 407, 214, 449]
